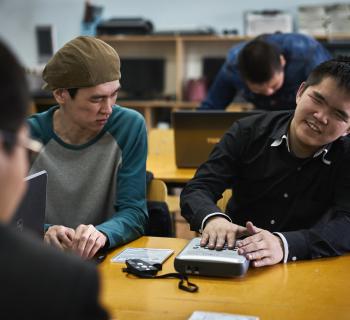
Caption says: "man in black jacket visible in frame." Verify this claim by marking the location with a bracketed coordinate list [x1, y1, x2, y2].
[0, 40, 109, 319]
[181, 57, 350, 267]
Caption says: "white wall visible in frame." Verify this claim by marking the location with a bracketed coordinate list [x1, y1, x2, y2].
[0, 0, 343, 67]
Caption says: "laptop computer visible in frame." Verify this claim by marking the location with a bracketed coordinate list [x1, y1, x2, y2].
[172, 110, 262, 168]
[11, 170, 47, 239]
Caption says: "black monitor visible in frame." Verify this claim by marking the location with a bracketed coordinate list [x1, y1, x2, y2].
[35, 25, 55, 64]
[203, 57, 225, 90]
[119, 58, 165, 99]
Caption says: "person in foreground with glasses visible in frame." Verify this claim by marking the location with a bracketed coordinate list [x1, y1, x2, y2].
[181, 57, 350, 267]
[0, 40, 109, 319]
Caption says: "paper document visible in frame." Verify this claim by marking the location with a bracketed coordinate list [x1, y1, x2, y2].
[189, 311, 259, 320]
[111, 248, 174, 264]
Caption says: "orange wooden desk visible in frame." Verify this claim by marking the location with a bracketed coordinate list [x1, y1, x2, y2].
[99, 236, 350, 320]
[147, 129, 195, 184]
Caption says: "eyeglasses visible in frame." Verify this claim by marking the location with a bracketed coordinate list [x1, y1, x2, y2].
[0, 130, 43, 158]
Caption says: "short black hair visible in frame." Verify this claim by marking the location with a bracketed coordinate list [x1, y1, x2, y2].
[0, 40, 29, 134]
[302, 56, 350, 93]
[67, 88, 79, 99]
[237, 39, 283, 84]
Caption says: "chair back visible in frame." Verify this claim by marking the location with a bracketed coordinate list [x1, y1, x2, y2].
[146, 179, 173, 237]
[147, 179, 167, 202]
[217, 189, 232, 212]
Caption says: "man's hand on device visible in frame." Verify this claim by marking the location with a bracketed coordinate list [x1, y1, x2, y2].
[237, 221, 284, 267]
[201, 216, 248, 250]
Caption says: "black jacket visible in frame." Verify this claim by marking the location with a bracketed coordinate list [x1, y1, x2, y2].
[0, 224, 109, 320]
[181, 111, 350, 261]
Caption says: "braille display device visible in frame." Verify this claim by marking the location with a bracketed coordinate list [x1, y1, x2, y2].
[174, 237, 249, 277]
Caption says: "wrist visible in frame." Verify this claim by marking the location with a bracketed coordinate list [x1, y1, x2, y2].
[200, 212, 232, 233]
[275, 235, 284, 263]
[99, 231, 109, 248]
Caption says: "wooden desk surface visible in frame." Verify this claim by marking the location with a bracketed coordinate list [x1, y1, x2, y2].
[99, 236, 350, 320]
[147, 129, 195, 184]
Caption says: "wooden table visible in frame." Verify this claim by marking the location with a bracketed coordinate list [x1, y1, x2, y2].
[147, 129, 195, 184]
[99, 236, 350, 320]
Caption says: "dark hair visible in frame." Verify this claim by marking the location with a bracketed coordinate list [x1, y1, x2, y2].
[67, 88, 79, 99]
[237, 39, 283, 84]
[302, 56, 350, 93]
[0, 40, 29, 134]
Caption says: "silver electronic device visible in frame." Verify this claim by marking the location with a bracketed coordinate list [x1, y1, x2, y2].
[174, 237, 249, 277]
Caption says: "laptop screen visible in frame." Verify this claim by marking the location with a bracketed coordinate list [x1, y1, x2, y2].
[11, 170, 47, 239]
[172, 110, 262, 168]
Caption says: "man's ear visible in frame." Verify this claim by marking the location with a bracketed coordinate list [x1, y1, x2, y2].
[52, 89, 69, 105]
[280, 55, 286, 68]
[343, 127, 350, 136]
[296, 82, 306, 105]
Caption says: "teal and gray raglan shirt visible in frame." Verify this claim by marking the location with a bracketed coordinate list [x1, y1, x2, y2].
[27, 105, 148, 248]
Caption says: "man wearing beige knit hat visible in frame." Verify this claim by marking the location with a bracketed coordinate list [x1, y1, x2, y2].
[28, 36, 148, 259]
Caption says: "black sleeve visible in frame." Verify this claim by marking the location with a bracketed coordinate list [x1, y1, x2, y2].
[180, 122, 244, 231]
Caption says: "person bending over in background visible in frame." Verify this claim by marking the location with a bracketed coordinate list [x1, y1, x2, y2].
[199, 33, 331, 111]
